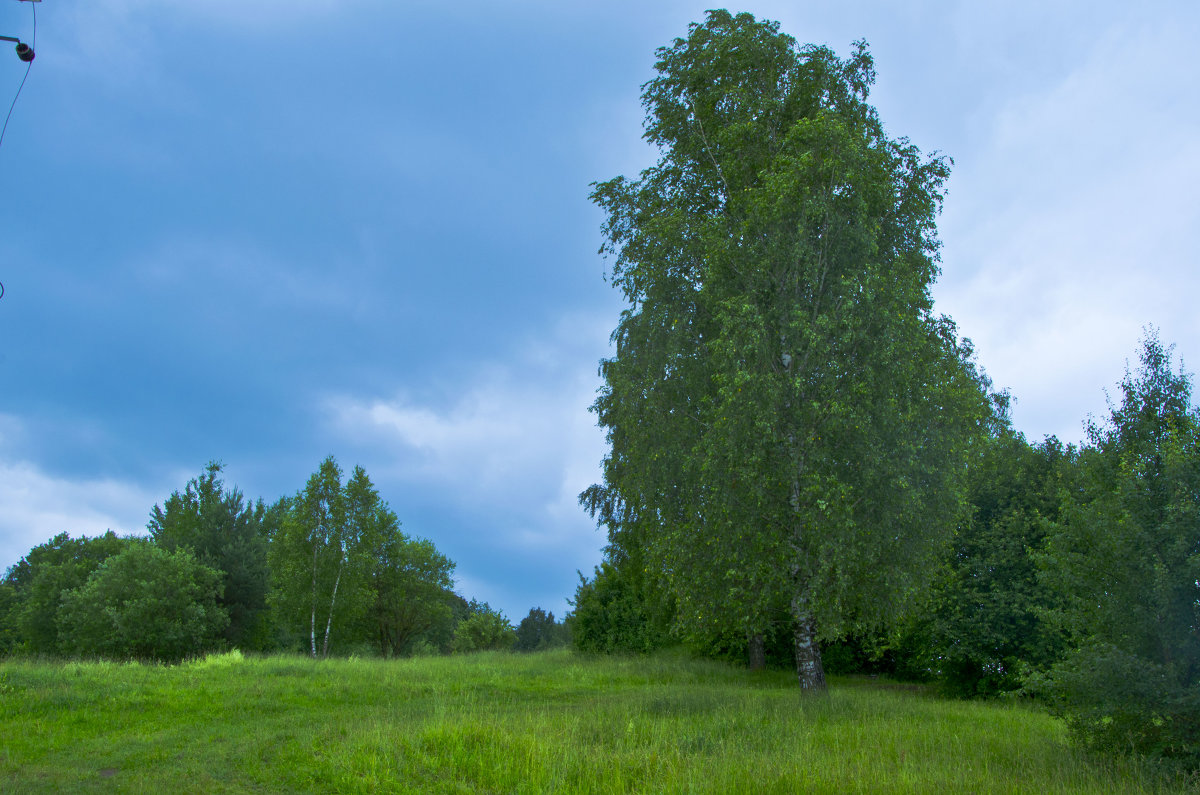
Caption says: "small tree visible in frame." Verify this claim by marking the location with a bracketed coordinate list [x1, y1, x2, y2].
[367, 529, 457, 657]
[1039, 332, 1200, 761]
[920, 430, 1076, 696]
[0, 580, 18, 655]
[452, 601, 515, 653]
[149, 462, 270, 649]
[56, 542, 228, 662]
[569, 562, 672, 654]
[3, 531, 133, 655]
[269, 457, 362, 658]
[514, 607, 568, 652]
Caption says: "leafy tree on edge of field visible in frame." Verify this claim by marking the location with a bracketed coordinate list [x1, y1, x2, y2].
[269, 457, 458, 658]
[0, 579, 18, 655]
[583, 10, 989, 690]
[453, 601, 516, 653]
[364, 524, 457, 658]
[514, 607, 568, 652]
[570, 559, 674, 655]
[269, 457, 363, 658]
[1036, 331, 1200, 762]
[904, 423, 1077, 696]
[1, 531, 134, 655]
[148, 462, 271, 649]
[56, 541, 228, 662]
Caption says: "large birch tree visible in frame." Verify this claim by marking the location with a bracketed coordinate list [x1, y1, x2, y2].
[585, 10, 989, 691]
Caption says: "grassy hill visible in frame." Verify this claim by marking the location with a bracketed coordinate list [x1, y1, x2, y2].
[0, 649, 1190, 793]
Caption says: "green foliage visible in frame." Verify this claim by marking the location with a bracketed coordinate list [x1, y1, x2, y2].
[2, 531, 134, 655]
[149, 461, 270, 649]
[514, 607, 568, 652]
[268, 458, 460, 659]
[0, 580, 17, 655]
[1038, 332, 1200, 762]
[570, 561, 673, 654]
[419, 591, 471, 654]
[365, 528, 457, 657]
[584, 9, 989, 687]
[452, 601, 515, 653]
[55, 541, 228, 662]
[915, 430, 1077, 696]
[268, 457, 371, 658]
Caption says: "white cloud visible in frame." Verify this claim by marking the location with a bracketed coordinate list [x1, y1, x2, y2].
[322, 312, 614, 619]
[327, 313, 610, 526]
[934, 14, 1200, 444]
[0, 455, 157, 574]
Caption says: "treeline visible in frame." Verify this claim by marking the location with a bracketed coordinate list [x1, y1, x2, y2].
[0, 456, 566, 662]
[569, 9, 1200, 768]
[573, 332, 1200, 764]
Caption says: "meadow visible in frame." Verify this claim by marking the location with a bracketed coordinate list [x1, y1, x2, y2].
[0, 649, 1191, 794]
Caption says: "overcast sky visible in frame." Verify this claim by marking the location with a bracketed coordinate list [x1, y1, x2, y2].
[1, 0, 1196, 622]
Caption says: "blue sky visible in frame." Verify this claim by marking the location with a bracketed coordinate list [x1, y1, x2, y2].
[1, 0, 1197, 622]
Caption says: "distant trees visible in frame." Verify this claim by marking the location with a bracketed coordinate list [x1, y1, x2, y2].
[514, 608, 568, 652]
[366, 528, 457, 658]
[569, 561, 672, 655]
[0, 457, 465, 663]
[915, 428, 1075, 696]
[268, 458, 463, 659]
[452, 601, 516, 653]
[1, 531, 133, 655]
[269, 456, 355, 658]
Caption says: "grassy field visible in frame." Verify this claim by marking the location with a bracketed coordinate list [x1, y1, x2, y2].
[0, 649, 1191, 793]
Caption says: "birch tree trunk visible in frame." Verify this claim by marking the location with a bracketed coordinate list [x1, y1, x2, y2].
[748, 633, 766, 671]
[310, 545, 319, 658]
[321, 564, 343, 659]
[791, 594, 827, 693]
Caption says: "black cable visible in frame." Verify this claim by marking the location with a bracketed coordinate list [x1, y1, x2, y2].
[0, 60, 32, 150]
[0, 0, 35, 152]
[0, 3, 35, 301]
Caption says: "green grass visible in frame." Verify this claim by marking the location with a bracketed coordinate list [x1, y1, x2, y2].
[0, 649, 1191, 793]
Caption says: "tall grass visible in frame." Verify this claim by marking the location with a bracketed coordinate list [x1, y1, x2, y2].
[0, 649, 1190, 793]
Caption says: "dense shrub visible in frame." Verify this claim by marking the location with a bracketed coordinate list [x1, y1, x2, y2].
[56, 542, 228, 662]
[569, 562, 671, 654]
[514, 608, 568, 652]
[1038, 334, 1200, 763]
[2, 531, 134, 655]
[452, 602, 515, 653]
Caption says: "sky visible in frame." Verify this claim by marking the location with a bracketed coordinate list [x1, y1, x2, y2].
[0, 0, 1196, 623]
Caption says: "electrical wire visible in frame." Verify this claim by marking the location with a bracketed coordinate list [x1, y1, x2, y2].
[0, 2, 36, 300]
[0, 0, 35, 152]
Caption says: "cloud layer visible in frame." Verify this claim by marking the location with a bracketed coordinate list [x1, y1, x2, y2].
[322, 314, 614, 618]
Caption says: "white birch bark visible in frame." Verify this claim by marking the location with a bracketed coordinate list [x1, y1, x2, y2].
[321, 563, 343, 659]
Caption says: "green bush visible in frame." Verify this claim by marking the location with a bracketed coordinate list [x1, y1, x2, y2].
[56, 542, 228, 662]
[452, 603, 515, 653]
[569, 562, 671, 654]
[3, 531, 134, 655]
[514, 608, 568, 652]
[1039, 333, 1200, 763]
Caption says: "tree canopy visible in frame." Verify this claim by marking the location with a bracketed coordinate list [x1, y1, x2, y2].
[56, 541, 228, 663]
[584, 9, 989, 690]
[149, 462, 271, 649]
[1037, 332, 1200, 761]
